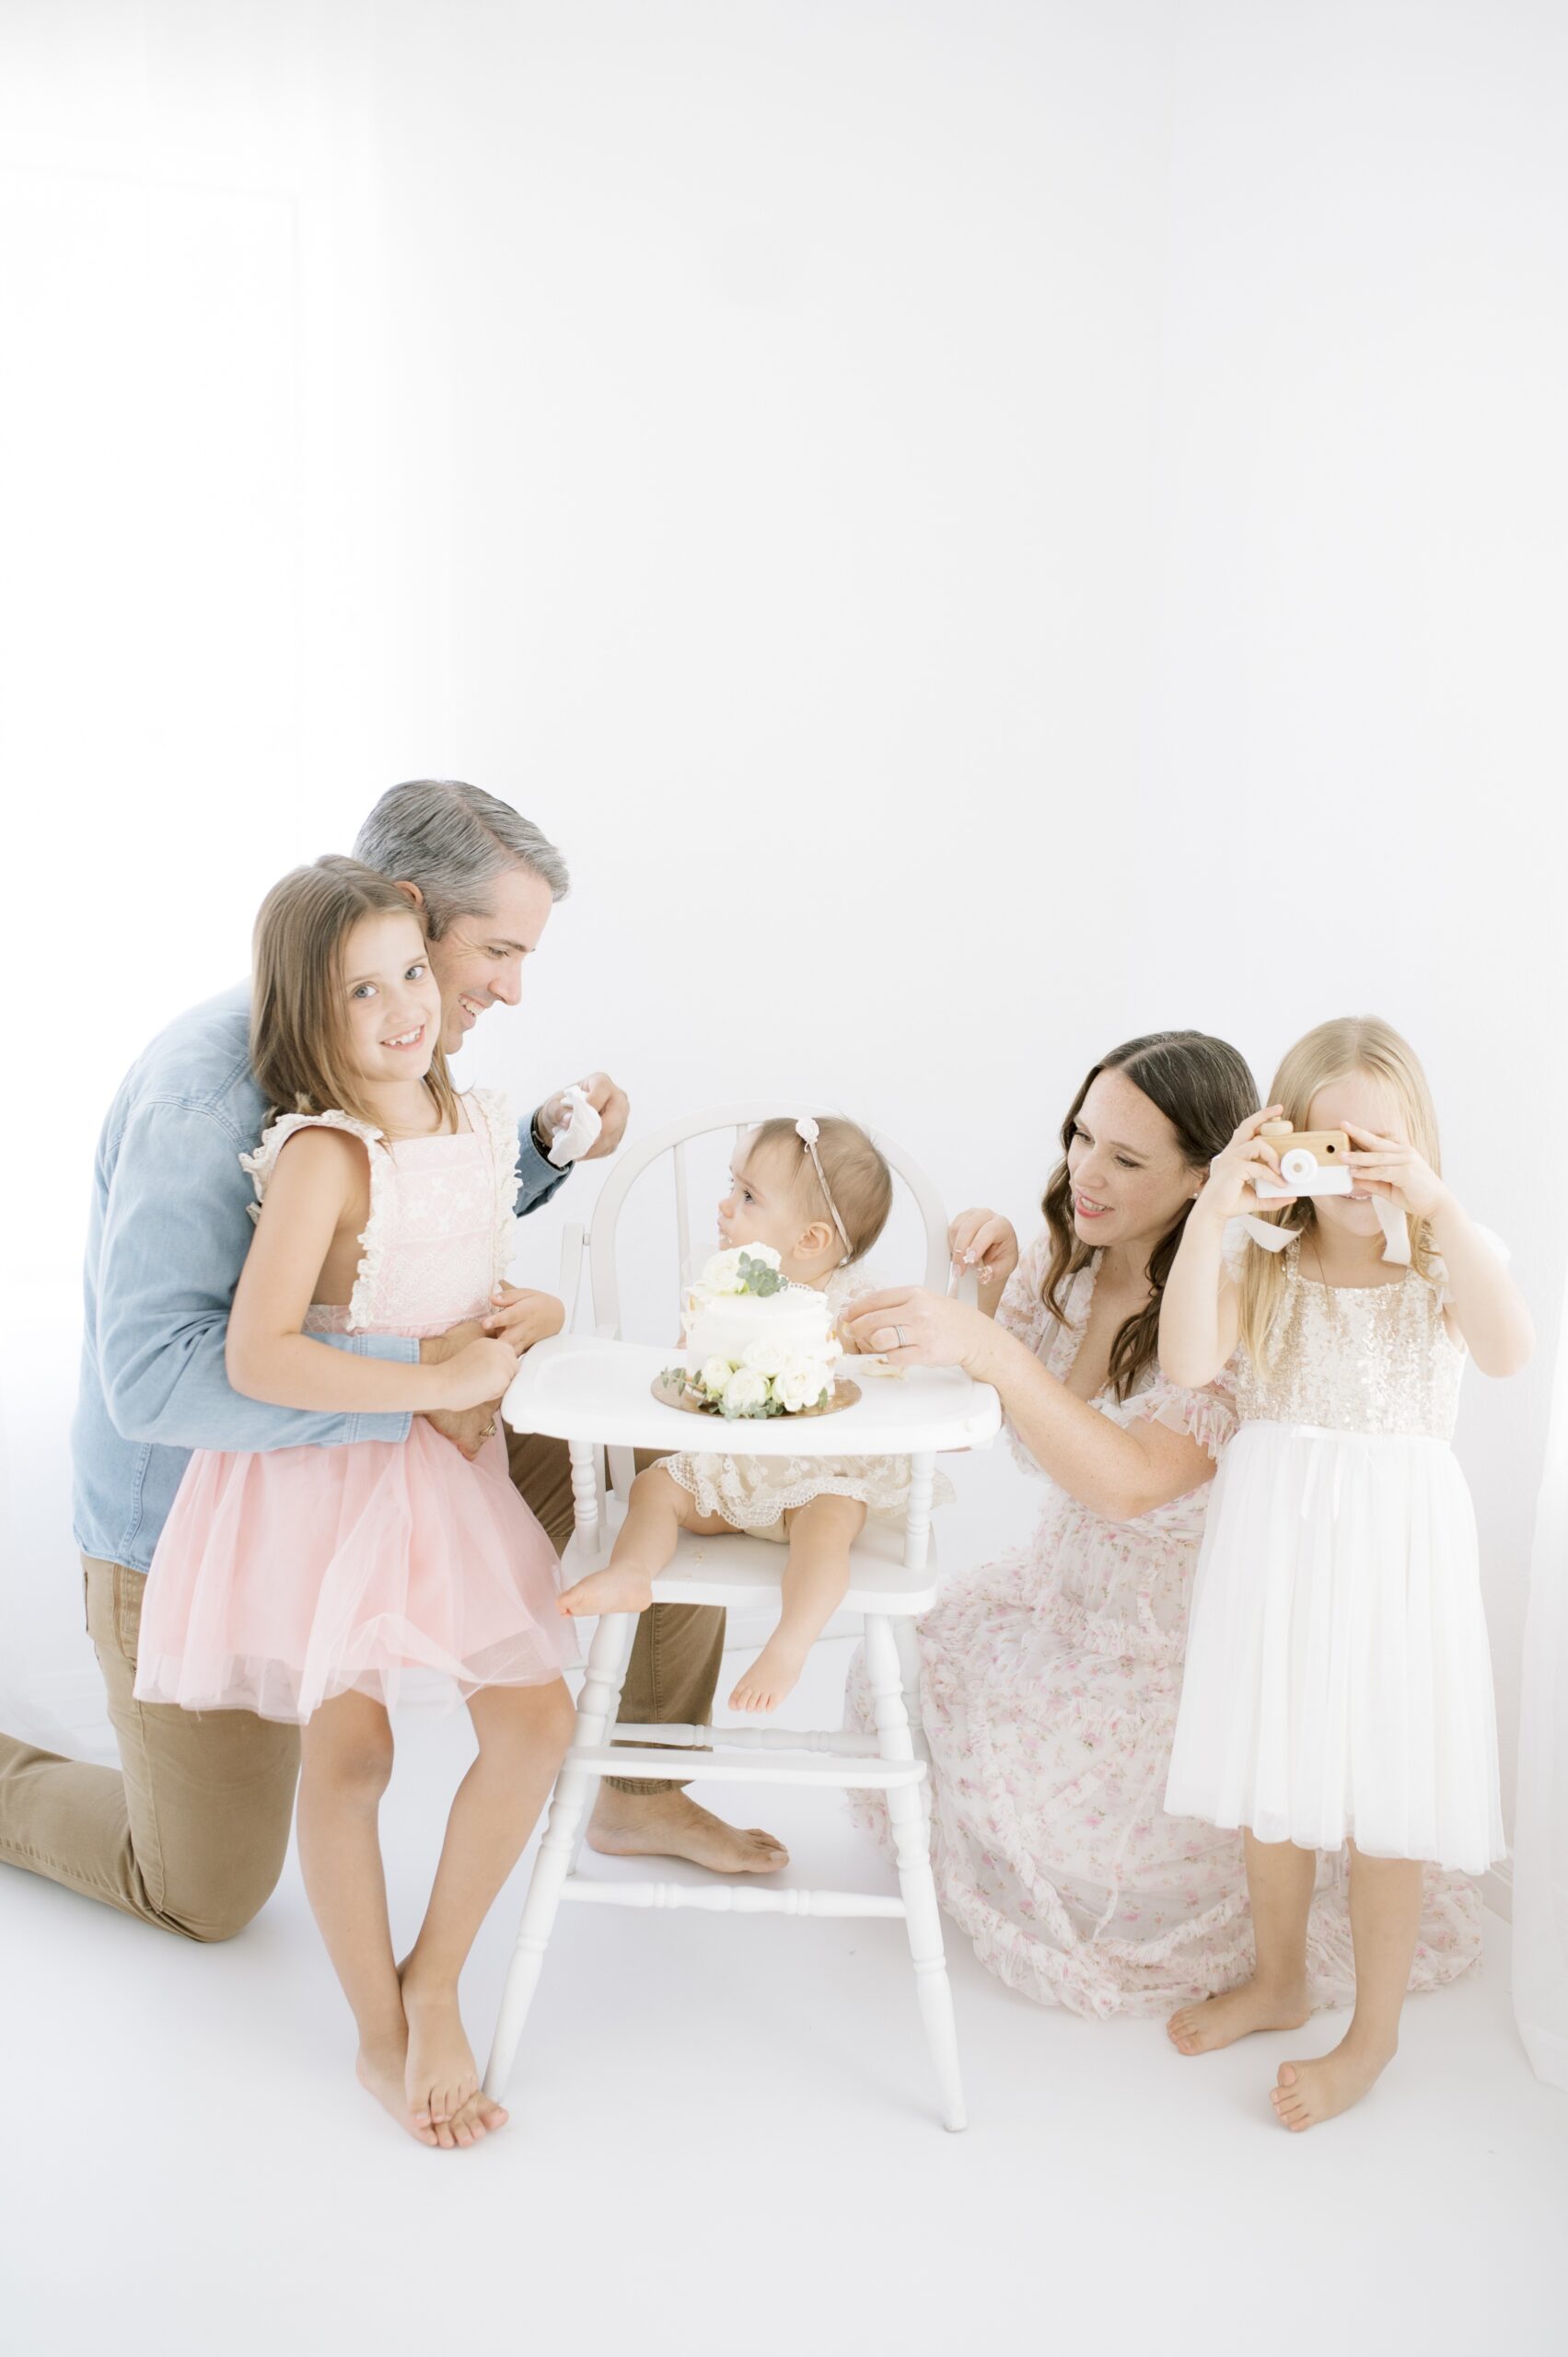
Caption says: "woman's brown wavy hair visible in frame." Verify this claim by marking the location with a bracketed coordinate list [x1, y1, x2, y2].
[1040, 1031, 1259, 1399]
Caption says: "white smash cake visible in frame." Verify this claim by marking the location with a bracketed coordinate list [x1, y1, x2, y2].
[675, 1245, 842, 1419]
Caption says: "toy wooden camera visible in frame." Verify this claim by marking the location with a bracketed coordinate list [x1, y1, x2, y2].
[1254, 1120, 1353, 1199]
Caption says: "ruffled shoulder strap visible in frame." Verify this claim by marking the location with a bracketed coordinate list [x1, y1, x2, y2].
[238, 1108, 386, 1223]
[461, 1087, 521, 1286]
[996, 1231, 1056, 1359]
[238, 1109, 389, 1332]
[1425, 1220, 1510, 1312]
[827, 1264, 877, 1317]
[1118, 1367, 1239, 1468]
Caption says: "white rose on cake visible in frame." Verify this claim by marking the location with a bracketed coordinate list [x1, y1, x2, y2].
[721, 1367, 771, 1417]
[701, 1244, 781, 1298]
[698, 1356, 736, 1401]
[774, 1355, 832, 1414]
[742, 1334, 790, 1379]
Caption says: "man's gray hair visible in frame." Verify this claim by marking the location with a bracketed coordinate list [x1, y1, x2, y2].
[353, 779, 570, 938]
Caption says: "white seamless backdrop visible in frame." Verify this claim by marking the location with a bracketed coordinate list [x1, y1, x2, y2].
[1, 2, 1564, 1854]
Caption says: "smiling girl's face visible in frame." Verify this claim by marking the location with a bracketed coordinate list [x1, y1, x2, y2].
[1065, 1067, 1204, 1260]
[339, 910, 444, 1088]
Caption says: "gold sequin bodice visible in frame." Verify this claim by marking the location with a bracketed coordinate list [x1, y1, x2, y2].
[1234, 1248, 1465, 1440]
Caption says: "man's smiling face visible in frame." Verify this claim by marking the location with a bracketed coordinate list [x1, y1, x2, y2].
[418, 865, 556, 1055]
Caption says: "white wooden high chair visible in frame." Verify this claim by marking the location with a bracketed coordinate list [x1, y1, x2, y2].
[486, 1103, 1001, 2131]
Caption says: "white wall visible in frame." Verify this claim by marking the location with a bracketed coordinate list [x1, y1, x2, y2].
[2, 3, 1563, 1828]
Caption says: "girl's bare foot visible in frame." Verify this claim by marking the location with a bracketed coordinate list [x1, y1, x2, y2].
[1272, 2037, 1397, 2131]
[446, 2084, 509, 2146]
[355, 2031, 439, 2147]
[728, 1634, 811, 1713]
[559, 1566, 654, 1618]
[587, 1784, 788, 1873]
[1167, 1976, 1311, 2055]
[401, 1976, 481, 2141]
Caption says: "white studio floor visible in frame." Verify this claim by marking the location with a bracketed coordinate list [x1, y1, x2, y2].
[1, 1627, 1563, 2357]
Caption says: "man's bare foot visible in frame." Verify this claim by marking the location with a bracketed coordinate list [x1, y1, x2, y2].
[1272, 2037, 1396, 2131]
[559, 1566, 654, 1619]
[355, 2031, 439, 2148]
[401, 1975, 481, 2142]
[1167, 1977, 1311, 2056]
[587, 1782, 788, 1873]
[728, 1634, 810, 1713]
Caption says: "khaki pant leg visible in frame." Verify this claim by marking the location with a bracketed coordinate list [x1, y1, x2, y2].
[506, 1431, 726, 1794]
[0, 1559, 299, 1941]
[505, 1423, 576, 1556]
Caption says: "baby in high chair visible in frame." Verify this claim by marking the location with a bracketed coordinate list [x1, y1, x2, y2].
[559, 1115, 948, 1711]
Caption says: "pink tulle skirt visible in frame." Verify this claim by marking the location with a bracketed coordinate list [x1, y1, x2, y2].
[135, 1424, 578, 1723]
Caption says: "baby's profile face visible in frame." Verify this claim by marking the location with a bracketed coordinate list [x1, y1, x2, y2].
[717, 1140, 807, 1264]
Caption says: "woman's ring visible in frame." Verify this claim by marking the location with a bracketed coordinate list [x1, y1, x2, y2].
[481, 1421, 497, 1438]
[896, 1325, 908, 1350]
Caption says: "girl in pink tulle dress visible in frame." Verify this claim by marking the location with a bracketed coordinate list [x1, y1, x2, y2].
[135, 857, 577, 2152]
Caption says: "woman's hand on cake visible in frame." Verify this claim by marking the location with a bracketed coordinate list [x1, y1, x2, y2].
[842, 1284, 993, 1375]
[482, 1284, 567, 1354]
[948, 1208, 1019, 1303]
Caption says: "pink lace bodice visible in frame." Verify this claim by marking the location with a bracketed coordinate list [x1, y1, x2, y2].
[240, 1092, 519, 1341]
[990, 1235, 1237, 1664]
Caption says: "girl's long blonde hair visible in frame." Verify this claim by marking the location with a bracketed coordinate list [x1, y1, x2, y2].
[250, 856, 459, 1134]
[1237, 1015, 1440, 1371]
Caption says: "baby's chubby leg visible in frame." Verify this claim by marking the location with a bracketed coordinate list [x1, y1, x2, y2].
[559, 1465, 727, 1618]
[730, 1493, 865, 1713]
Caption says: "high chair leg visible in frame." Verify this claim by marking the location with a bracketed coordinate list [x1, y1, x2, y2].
[864, 1613, 966, 2131]
[483, 1609, 635, 2101]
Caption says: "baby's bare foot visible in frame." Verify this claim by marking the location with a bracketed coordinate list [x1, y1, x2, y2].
[587, 1784, 788, 1873]
[355, 2031, 439, 2148]
[728, 1634, 810, 1714]
[559, 1566, 654, 1619]
[1167, 1977, 1311, 2056]
[1272, 2038, 1396, 2131]
[401, 1977, 480, 2143]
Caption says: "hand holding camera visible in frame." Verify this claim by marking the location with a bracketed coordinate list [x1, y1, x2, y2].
[1193, 1105, 1299, 1224]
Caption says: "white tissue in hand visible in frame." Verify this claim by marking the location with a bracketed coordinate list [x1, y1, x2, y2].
[547, 1084, 602, 1167]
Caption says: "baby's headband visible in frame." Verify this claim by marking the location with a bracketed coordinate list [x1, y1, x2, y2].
[1241, 1202, 1411, 1267]
[796, 1116, 853, 1262]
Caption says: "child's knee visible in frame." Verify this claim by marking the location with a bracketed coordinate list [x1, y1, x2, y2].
[305, 1713, 395, 1800]
[795, 1493, 867, 1536]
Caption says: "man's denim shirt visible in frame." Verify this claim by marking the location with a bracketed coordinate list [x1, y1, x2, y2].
[71, 982, 569, 1575]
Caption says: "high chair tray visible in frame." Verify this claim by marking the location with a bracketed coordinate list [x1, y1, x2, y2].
[503, 1335, 1001, 1458]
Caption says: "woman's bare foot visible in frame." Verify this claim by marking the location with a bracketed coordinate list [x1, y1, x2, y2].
[728, 1634, 811, 1713]
[1272, 2037, 1396, 2131]
[587, 1783, 788, 1873]
[1167, 1976, 1311, 2056]
[355, 2030, 439, 2148]
[559, 1566, 654, 1619]
[400, 1976, 481, 2142]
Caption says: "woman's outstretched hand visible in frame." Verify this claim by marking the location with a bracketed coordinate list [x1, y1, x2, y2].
[842, 1283, 994, 1374]
[947, 1208, 1019, 1308]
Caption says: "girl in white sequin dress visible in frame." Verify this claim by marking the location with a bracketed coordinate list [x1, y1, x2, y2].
[1161, 1016, 1532, 2131]
[560, 1116, 946, 1712]
[136, 860, 578, 2152]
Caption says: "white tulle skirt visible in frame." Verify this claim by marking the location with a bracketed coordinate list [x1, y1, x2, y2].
[1165, 1420, 1504, 1875]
